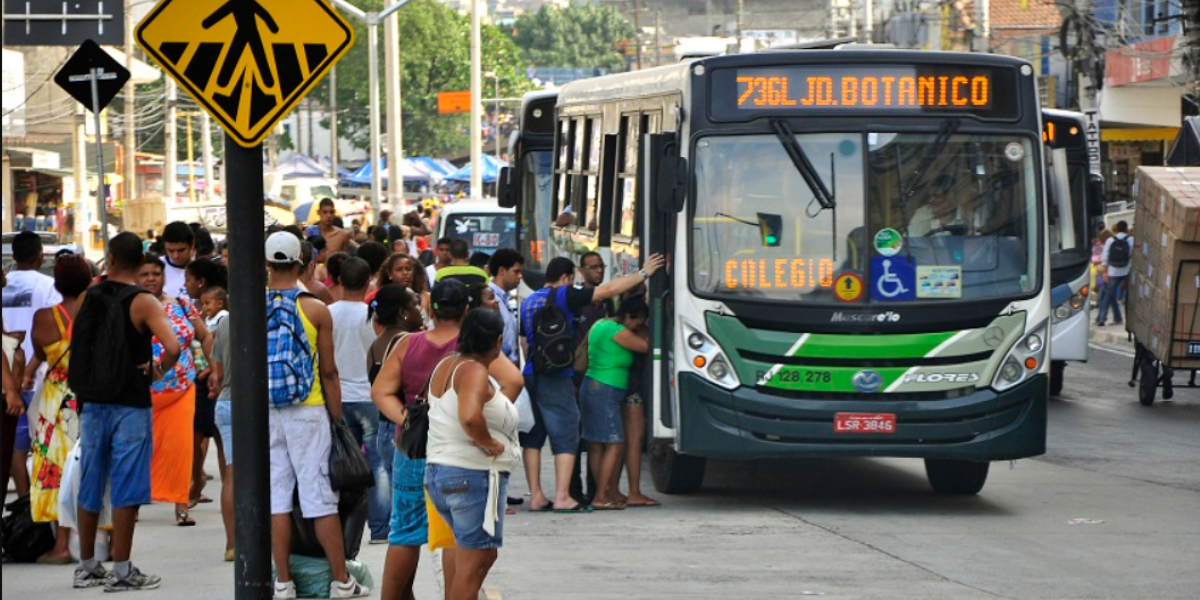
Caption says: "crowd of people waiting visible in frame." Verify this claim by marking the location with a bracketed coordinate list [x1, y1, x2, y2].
[1, 197, 666, 599]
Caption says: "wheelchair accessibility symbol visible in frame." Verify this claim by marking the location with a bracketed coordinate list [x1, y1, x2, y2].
[870, 256, 916, 301]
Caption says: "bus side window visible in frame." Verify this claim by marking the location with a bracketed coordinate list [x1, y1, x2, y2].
[615, 114, 639, 239]
[554, 118, 571, 224]
[581, 117, 601, 233]
[597, 133, 619, 246]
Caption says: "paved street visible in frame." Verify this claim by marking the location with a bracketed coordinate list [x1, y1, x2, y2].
[4, 341, 1199, 599]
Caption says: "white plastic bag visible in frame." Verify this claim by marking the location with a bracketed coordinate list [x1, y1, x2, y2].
[515, 388, 535, 434]
[58, 440, 112, 530]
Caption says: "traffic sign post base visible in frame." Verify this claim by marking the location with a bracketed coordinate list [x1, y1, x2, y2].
[225, 136, 272, 600]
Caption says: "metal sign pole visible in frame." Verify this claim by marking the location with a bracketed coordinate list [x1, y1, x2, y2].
[87, 67, 110, 251]
[225, 134, 271, 600]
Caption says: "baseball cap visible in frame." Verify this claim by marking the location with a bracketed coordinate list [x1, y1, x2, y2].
[266, 231, 302, 264]
[431, 279, 469, 312]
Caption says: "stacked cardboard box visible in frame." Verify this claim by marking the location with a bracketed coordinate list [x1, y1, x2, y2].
[1127, 167, 1200, 368]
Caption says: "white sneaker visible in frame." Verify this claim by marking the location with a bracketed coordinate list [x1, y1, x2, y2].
[330, 574, 370, 599]
[273, 579, 297, 600]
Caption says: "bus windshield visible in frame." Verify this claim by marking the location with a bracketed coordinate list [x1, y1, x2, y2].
[442, 212, 518, 254]
[691, 131, 1040, 304]
[520, 150, 554, 271]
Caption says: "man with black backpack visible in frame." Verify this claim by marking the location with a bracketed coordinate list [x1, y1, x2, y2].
[1097, 220, 1134, 327]
[263, 232, 369, 600]
[519, 253, 664, 513]
[68, 232, 181, 592]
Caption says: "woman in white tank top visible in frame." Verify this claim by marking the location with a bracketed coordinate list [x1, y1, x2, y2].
[425, 309, 521, 600]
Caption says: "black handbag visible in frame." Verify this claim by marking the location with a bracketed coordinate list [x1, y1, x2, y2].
[328, 417, 373, 492]
[398, 356, 452, 460]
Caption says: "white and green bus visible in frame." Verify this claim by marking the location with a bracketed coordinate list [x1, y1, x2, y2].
[502, 50, 1051, 495]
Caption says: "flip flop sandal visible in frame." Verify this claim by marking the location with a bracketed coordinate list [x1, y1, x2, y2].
[626, 500, 662, 508]
[528, 502, 555, 512]
[592, 502, 625, 511]
[176, 510, 197, 527]
[553, 504, 594, 514]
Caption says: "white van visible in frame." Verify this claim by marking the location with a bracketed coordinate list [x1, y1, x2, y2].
[435, 200, 517, 256]
[266, 175, 338, 208]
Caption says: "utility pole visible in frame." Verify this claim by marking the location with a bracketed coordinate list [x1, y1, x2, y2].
[654, 10, 662, 66]
[73, 104, 89, 247]
[829, 0, 839, 38]
[164, 79, 177, 203]
[123, 0, 136, 203]
[329, 66, 339, 179]
[736, 0, 743, 52]
[185, 112, 196, 203]
[865, 0, 873, 43]
[632, 0, 643, 70]
[385, 10, 403, 208]
[201, 112, 214, 201]
[470, 0, 482, 198]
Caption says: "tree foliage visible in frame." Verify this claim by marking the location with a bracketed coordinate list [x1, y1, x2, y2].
[309, 0, 531, 158]
[508, 4, 634, 71]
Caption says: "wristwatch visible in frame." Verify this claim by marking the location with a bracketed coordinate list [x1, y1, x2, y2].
[638, 268, 648, 279]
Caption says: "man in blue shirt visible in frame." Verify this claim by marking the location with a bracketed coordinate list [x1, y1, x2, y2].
[487, 248, 524, 365]
[519, 253, 664, 512]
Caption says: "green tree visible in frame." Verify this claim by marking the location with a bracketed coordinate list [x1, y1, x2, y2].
[309, 0, 531, 158]
[508, 3, 634, 71]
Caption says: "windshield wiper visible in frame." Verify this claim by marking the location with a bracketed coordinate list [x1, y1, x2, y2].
[900, 118, 961, 200]
[771, 119, 835, 210]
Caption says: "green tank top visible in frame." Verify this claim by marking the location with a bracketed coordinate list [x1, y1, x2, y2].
[586, 319, 635, 390]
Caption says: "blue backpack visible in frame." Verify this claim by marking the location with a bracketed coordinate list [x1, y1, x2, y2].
[266, 289, 316, 408]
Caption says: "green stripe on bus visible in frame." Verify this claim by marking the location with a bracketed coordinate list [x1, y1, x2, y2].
[792, 332, 956, 359]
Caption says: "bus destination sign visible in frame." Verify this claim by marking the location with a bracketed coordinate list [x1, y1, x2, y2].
[712, 66, 1019, 120]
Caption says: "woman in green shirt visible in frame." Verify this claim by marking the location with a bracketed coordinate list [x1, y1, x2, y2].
[579, 297, 649, 510]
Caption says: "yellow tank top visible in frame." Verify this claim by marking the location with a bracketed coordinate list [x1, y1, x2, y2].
[43, 306, 72, 376]
[297, 301, 325, 407]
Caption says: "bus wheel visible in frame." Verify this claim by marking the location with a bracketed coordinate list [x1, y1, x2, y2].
[924, 459, 989, 495]
[1050, 361, 1066, 397]
[1138, 358, 1159, 406]
[650, 442, 706, 494]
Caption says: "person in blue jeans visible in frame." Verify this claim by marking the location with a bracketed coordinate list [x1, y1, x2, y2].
[70, 232, 181, 592]
[328, 257, 391, 544]
[1097, 221, 1133, 327]
[519, 254, 664, 513]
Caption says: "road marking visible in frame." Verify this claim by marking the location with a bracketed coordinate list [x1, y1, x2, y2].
[1090, 342, 1135, 359]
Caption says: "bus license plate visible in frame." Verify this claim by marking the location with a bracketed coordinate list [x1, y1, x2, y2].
[834, 413, 896, 434]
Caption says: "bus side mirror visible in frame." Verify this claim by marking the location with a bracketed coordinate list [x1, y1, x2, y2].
[647, 132, 687, 214]
[497, 167, 516, 209]
[1088, 174, 1106, 219]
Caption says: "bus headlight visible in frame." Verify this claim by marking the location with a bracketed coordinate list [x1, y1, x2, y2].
[1053, 288, 1089, 323]
[682, 321, 740, 390]
[992, 321, 1049, 392]
[1054, 305, 1073, 321]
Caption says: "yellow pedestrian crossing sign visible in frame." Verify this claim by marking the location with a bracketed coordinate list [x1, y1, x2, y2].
[136, 0, 354, 148]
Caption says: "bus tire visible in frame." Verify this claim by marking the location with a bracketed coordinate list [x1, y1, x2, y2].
[650, 442, 705, 494]
[924, 459, 989, 495]
[1050, 361, 1066, 397]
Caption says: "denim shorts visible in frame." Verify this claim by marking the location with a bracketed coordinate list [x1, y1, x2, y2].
[580, 377, 626, 444]
[426, 463, 508, 550]
[519, 375, 580, 455]
[79, 404, 152, 512]
[215, 400, 233, 465]
[388, 451, 428, 547]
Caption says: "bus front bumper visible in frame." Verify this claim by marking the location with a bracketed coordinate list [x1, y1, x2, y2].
[675, 372, 1047, 461]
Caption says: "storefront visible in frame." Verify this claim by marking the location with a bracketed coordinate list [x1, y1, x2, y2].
[1100, 127, 1180, 207]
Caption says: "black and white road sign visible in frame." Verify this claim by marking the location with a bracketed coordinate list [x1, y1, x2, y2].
[53, 39, 130, 113]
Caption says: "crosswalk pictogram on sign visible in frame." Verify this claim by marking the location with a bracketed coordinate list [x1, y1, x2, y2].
[136, 0, 354, 148]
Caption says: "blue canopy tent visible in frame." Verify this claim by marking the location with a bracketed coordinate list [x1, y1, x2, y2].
[445, 154, 508, 183]
[344, 156, 434, 186]
[411, 156, 455, 177]
[274, 153, 328, 179]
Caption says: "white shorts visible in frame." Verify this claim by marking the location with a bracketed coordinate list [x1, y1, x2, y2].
[269, 405, 338, 519]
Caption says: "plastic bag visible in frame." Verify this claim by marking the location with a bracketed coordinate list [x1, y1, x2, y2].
[58, 440, 112, 530]
[274, 555, 374, 599]
[515, 388, 535, 434]
[328, 417, 372, 492]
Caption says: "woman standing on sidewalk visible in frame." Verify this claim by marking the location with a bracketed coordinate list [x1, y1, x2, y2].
[426, 309, 519, 600]
[580, 297, 650, 510]
[24, 255, 92, 562]
[138, 255, 211, 527]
